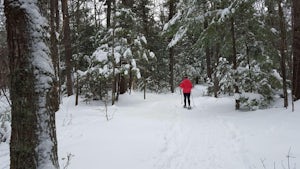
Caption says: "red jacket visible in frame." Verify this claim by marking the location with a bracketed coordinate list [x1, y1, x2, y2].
[179, 78, 193, 93]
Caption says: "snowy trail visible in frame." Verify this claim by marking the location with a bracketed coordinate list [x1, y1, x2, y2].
[149, 95, 247, 169]
[53, 89, 253, 169]
[2, 86, 300, 169]
[54, 90, 250, 169]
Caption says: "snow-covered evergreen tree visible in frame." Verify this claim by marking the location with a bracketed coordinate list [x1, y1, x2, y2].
[79, 1, 157, 101]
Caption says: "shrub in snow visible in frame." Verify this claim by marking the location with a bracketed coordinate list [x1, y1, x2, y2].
[206, 56, 282, 110]
[238, 58, 281, 110]
[238, 93, 264, 111]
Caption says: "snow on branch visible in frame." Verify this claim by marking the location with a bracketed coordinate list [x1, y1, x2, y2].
[163, 10, 182, 32]
[168, 26, 187, 48]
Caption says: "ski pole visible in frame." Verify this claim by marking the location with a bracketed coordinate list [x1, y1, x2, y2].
[180, 89, 183, 104]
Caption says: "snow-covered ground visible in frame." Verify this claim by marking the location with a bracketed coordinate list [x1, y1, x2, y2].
[1, 85, 300, 169]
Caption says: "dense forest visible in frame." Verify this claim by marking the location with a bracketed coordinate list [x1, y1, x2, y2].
[1, 0, 300, 109]
[0, 0, 300, 168]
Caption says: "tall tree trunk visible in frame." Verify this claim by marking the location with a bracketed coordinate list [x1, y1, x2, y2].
[278, 0, 288, 107]
[61, 0, 73, 96]
[54, 0, 61, 102]
[204, 19, 212, 79]
[231, 17, 240, 110]
[111, 0, 116, 105]
[292, 0, 300, 100]
[5, 1, 59, 168]
[168, 0, 176, 93]
[50, 0, 60, 111]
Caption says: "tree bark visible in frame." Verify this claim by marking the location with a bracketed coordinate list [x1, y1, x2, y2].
[292, 0, 300, 100]
[168, 0, 177, 93]
[50, 0, 60, 111]
[111, 0, 116, 105]
[231, 17, 240, 110]
[61, 0, 73, 96]
[5, 1, 59, 168]
[278, 0, 288, 107]
[204, 19, 212, 80]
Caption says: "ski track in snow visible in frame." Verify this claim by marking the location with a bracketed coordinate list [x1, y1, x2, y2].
[151, 96, 247, 169]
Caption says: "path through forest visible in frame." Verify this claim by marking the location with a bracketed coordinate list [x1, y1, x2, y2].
[2, 85, 299, 169]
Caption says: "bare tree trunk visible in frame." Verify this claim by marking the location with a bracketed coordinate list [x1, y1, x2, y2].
[5, 1, 59, 168]
[204, 19, 212, 80]
[111, 0, 116, 105]
[50, 0, 60, 111]
[292, 0, 300, 101]
[231, 17, 240, 110]
[61, 0, 73, 96]
[168, 0, 177, 93]
[278, 0, 288, 107]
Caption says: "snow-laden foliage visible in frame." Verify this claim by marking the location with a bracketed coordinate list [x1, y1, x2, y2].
[237, 57, 282, 110]
[78, 2, 156, 100]
[207, 58, 233, 95]
[162, 0, 287, 110]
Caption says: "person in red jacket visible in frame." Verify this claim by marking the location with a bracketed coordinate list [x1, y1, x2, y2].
[179, 76, 193, 109]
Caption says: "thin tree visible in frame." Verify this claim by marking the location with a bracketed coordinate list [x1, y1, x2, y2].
[278, 0, 288, 107]
[62, 0, 73, 96]
[292, 0, 300, 101]
[4, 0, 59, 168]
[50, 0, 60, 111]
[204, 19, 212, 80]
[231, 17, 240, 110]
[168, 0, 177, 93]
[111, 0, 116, 105]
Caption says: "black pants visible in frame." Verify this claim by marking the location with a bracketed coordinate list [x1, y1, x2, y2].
[183, 93, 191, 106]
